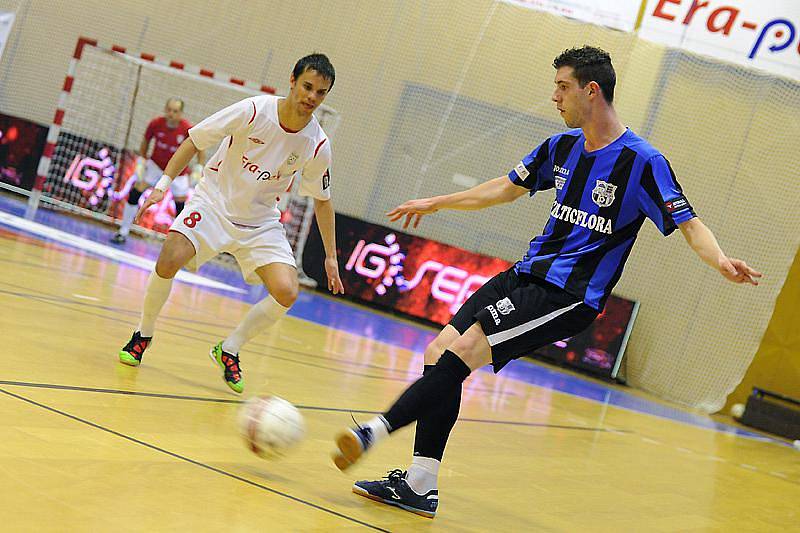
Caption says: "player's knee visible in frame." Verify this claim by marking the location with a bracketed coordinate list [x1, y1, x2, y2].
[154, 257, 180, 279]
[269, 282, 298, 308]
[127, 187, 142, 206]
[155, 247, 189, 279]
[447, 326, 490, 370]
[424, 339, 448, 365]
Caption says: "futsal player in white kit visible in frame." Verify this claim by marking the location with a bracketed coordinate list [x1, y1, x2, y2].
[117, 54, 344, 394]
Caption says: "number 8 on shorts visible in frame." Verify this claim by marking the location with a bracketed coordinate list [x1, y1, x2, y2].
[183, 211, 202, 228]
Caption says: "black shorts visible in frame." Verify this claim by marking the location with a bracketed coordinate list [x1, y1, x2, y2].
[449, 268, 599, 373]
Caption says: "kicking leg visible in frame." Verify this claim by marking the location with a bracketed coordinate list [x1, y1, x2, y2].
[334, 322, 490, 469]
[341, 323, 490, 518]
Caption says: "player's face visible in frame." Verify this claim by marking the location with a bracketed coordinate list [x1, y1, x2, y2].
[552, 67, 589, 128]
[289, 69, 331, 116]
[164, 101, 183, 124]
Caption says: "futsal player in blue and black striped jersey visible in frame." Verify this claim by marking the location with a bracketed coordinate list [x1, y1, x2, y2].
[332, 46, 761, 518]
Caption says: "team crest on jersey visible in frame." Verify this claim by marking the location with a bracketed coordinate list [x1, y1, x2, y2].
[591, 180, 617, 207]
[496, 297, 515, 315]
[554, 176, 566, 190]
[287, 153, 298, 165]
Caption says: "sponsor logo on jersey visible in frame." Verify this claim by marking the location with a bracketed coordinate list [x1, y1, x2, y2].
[553, 164, 570, 176]
[514, 162, 530, 181]
[242, 154, 277, 181]
[665, 196, 690, 213]
[248, 137, 265, 144]
[550, 200, 613, 235]
[591, 180, 617, 207]
[486, 304, 501, 325]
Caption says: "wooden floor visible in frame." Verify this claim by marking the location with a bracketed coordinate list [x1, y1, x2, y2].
[1, 226, 799, 532]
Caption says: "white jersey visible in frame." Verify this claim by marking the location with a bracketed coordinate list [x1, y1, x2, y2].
[188, 94, 331, 226]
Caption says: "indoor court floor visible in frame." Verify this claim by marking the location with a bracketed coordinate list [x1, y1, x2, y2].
[1, 194, 798, 532]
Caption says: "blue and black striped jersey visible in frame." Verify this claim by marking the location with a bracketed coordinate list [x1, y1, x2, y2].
[509, 128, 695, 310]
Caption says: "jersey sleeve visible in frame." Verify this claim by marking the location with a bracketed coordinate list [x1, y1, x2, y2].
[298, 138, 332, 201]
[638, 155, 696, 236]
[188, 97, 257, 151]
[507, 137, 555, 194]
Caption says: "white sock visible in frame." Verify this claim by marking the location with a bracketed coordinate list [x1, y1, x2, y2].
[137, 271, 173, 337]
[222, 294, 289, 354]
[406, 456, 440, 494]
[363, 416, 390, 444]
[119, 202, 138, 237]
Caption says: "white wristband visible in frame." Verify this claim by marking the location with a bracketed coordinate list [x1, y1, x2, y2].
[154, 174, 173, 191]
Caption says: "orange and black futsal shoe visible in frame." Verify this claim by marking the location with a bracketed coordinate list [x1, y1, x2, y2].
[118, 331, 152, 366]
[209, 342, 245, 394]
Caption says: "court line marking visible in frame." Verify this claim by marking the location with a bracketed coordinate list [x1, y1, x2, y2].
[72, 293, 100, 301]
[0, 211, 246, 294]
[0, 284, 518, 396]
[0, 386, 390, 532]
[0, 216, 791, 447]
[0, 380, 629, 432]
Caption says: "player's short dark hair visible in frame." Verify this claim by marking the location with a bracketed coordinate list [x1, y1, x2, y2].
[292, 53, 335, 90]
[165, 97, 184, 111]
[553, 46, 615, 103]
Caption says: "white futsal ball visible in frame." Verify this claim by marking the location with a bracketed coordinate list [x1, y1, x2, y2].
[238, 395, 305, 458]
[730, 403, 745, 419]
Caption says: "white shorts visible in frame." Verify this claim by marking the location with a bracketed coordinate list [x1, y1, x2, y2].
[142, 159, 191, 198]
[169, 197, 296, 284]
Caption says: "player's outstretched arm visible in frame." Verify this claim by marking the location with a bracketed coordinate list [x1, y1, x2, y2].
[134, 138, 199, 222]
[387, 175, 527, 229]
[312, 198, 344, 295]
[679, 217, 762, 285]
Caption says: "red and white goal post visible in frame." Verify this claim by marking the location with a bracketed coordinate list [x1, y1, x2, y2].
[24, 36, 340, 286]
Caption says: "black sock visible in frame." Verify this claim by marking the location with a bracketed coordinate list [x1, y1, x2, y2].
[383, 350, 470, 433]
[174, 201, 185, 215]
[413, 364, 462, 461]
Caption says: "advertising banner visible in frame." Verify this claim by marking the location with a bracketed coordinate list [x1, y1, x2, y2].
[0, 113, 47, 191]
[43, 130, 186, 232]
[639, 0, 800, 79]
[302, 213, 638, 378]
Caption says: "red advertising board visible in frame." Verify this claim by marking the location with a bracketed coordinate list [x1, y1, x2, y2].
[302, 213, 638, 379]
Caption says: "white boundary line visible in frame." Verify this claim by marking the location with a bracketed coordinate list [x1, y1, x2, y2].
[0, 211, 245, 294]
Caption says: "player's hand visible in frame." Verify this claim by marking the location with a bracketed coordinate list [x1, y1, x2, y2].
[386, 197, 439, 229]
[134, 188, 164, 223]
[324, 256, 344, 295]
[719, 256, 762, 285]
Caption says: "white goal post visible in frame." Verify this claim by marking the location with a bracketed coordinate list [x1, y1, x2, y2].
[25, 36, 340, 286]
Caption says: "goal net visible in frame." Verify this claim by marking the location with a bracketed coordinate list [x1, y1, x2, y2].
[29, 38, 340, 286]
